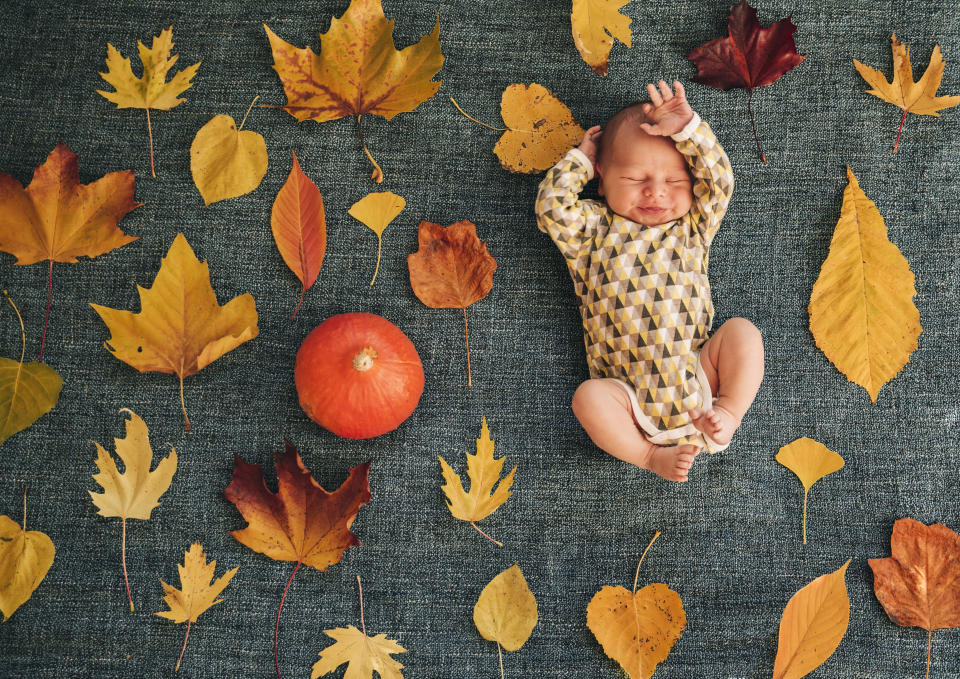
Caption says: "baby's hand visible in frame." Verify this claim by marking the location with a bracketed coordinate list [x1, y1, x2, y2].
[577, 125, 602, 165]
[639, 80, 694, 137]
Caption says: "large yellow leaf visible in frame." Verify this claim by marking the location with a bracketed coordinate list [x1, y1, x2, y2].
[808, 167, 920, 403]
[772, 560, 851, 679]
[776, 437, 844, 545]
[190, 112, 268, 206]
[349, 191, 405, 286]
[571, 0, 632, 76]
[473, 564, 538, 652]
[0, 514, 54, 621]
[90, 233, 259, 429]
[312, 626, 407, 679]
[494, 83, 584, 174]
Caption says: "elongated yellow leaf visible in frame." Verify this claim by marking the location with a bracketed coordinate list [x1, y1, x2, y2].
[808, 167, 920, 403]
[190, 112, 268, 205]
[571, 0, 632, 76]
[494, 84, 584, 174]
[773, 560, 851, 679]
[474, 564, 538, 652]
[776, 437, 843, 545]
[0, 514, 54, 621]
[349, 191, 405, 285]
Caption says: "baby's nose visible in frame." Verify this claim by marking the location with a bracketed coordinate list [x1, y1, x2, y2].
[643, 180, 667, 196]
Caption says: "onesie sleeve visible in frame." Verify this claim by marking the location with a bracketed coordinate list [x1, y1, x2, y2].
[672, 114, 734, 246]
[535, 148, 602, 261]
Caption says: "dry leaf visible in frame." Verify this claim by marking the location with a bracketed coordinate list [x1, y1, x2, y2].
[773, 560, 851, 679]
[869, 518, 960, 677]
[571, 0, 632, 76]
[313, 627, 406, 679]
[494, 84, 584, 174]
[474, 563, 538, 662]
[90, 233, 259, 430]
[407, 220, 497, 387]
[264, 0, 443, 182]
[156, 542, 238, 672]
[808, 167, 920, 403]
[271, 151, 326, 318]
[349, 191, 405, 286]
[438, 417, 514, 546]
[854, 34, 960, 152]
[89, 408, 177, 611]
[96, 26, 201, 177]
[190, 108, 268, 205]
[0, 514, 54, 621]
[776, 437, 844, 544]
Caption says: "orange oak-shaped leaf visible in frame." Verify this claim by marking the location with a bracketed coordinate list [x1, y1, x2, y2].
[90, 233, 258, 430]
[271, 151, 326, 319]
[264, 0, 443, 182]
[407, 220, 497, 387]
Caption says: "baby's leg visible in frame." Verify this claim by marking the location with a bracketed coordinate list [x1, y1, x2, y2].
[571, 378, 700, 482]
[691, 317, 764, 445]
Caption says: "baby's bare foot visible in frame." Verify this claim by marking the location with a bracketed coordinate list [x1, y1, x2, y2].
[642, 443, 700, 482]
[690, 404, 740, 446]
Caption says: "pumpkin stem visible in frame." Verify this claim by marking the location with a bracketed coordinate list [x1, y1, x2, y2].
[353, 347, 378, 372]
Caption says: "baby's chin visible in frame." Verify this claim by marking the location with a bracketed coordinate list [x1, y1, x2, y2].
[622, 206, 686, 225]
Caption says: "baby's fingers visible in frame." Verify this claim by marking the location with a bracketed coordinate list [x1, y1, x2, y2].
[673, 80, 686, 100]
[658, 80, 674, 100]
[647, 82, 663, 106]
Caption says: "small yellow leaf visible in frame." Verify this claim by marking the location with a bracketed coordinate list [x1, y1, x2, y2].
[773, 560, 851, 679]
[776, 437, 844, 544]
[156, 542, 238, 624]
[494, 83, 585, 174]
[312, 625, 407, 678]
[190, 113, 268, 205]
[571, 0, 632, 76]
[808, 167, 920, 403]
[349, 191, 405, 285]
[473, 563, 538, 652]
[0, 514, 54, 621]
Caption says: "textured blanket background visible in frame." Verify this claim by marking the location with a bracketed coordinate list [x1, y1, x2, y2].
[1, 1, 959, 677]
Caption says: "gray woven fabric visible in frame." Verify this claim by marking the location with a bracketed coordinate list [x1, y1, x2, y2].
[1, 1, 959, 677]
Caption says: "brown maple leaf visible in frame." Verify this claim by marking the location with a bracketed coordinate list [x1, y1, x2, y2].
[407, 220, 497, 387]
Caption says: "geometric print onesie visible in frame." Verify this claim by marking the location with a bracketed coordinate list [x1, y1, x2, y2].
[535, 113, 734, 451]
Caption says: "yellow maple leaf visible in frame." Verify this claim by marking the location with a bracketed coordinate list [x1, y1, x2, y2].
[265, 0, 443, 183]
[89, 408, 177, 611]
[571, 0, 632, 76]
[0, 513, 54, 621]
[349, 191, 406, 285]
[776, 437, 844, 545]
[494, 84, 585, 174]
[190, 100, 268, 206]
[312, 626, 407, 679]
[156, 542, 238, 672]
[854, 34, 960, 152]
[90, 233, 259, 430]
[438, 417, 515, 546]
[96, 26, 201, 176]
[808, 167, 920, 403]
[473, 563, 538, 658]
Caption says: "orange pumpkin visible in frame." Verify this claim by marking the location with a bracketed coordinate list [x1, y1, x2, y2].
[295, 312, 424, 438]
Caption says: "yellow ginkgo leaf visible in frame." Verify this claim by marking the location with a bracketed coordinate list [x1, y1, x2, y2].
[571, 0, 632, 76]
[776, 437, 844, 545]
[474, 563, 538, 658]
[190, 102, 268, 206]
[494, 83, 585, 174]
[773, 560, 851, 679]
[0, 514, 54, 621]
[348, 191, 406, 285]
[808, 167, 920, 404]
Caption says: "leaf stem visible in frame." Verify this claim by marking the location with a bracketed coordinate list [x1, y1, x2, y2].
[370, 235, 382, 286]
[39, 260, 52, 361]
[356, 115, 383, 183]
[121, 517, 134, 612]
[356, 575, 366, 636]
[802, 488, 808, 545]
[178, 373, 191, 431]
[22, 484, 27, 532]
[239, 95, 260, 131]
[463, 307, 472, 387]
[633, 530, 662, 593]
[927, 629, 932, 679]
[470, 520, 503, 547]
[291, 284, 305, 320]
[449, 97, 507, 131]
[893, 108, 908, 154]
[497, 640, 504, 679]
[747, 89, 767, 163]
[175, 619, 191, 672]
[146, 107, 156, 179]
[275, 560, 302, 679]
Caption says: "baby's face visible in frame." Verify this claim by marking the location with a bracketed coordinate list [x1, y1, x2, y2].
[596, 128, 692, 226]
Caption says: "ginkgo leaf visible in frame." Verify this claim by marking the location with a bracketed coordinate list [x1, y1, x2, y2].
[776, 437, 844, 545]
[773, 560, 851, 679]
[571, 0, 632, 76]
[854, 34, 960, 152]
[808, 167, 920, 403]
[312, 626, 407, 679]
[96, 26, 201, 177]
[265, 0, 443, 182]
[90, 233, 259, 430]
[407, 220, 497, 387]
[474, 564, 538, 656]
[89, 408, 177, 611]
[494, 84, 584, 174]
[349, 191, 405, 286]
[190, 106, 268, 206]
[156, 542, 238, 672]
[0, 514, 54, 621]
[438, 417, 514, 546]
[271, 151, 326, 318]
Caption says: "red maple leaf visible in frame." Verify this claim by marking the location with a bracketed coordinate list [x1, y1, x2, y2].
[687, 0, 806, 161]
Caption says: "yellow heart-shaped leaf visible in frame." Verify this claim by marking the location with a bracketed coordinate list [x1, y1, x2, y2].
[190, 114, 268, 206]
[473, 563, 537, 652]
[0, 514, 55, 621]
[494, 83, 584, 174]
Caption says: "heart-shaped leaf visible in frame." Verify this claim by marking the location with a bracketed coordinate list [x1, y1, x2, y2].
[0, 514, 55, 621]
[190, 112, 268, 205]
[494, 83, 584, 173]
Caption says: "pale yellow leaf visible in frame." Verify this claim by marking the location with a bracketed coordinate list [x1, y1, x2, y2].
[571, 0, 632, 76]
[190, 113, 268, 206]
[438, 417, 515, 523]
[349, 191, 405, 285]
[473, 563, 538, 652]
[494, 83, 585, 174]
[0, 514, 54, 621]
[311, 625, 406, 679]
[156, 542, 237, 624]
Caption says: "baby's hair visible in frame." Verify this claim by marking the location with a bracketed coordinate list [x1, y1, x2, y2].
[597, 101, 651, 166]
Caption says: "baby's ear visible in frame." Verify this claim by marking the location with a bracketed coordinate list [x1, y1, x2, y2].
[595, 166, 605, 195]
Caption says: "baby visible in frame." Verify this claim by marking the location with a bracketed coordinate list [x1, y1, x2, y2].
[535, 80, 764, 482]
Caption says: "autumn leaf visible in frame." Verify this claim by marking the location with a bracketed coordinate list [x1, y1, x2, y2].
[0, 292, 61, 447]
[89, 408, 177, 612]
[349, 191, 405, 286]
[156, 542, 238, 672]
[687, 0, 806, 161]
[407, 220, 497, 387]
[854, 34, 960, 152]
[271, 151, 326, 318]
[190, 99, 268, 206]
[224, 440, 371, 679]
[90, 233, 259, 430]
[586, 532, 685, 679]
[773, 560, 851, 679]
[808, 167, 920, 403]
[0, 512, 54, 621]
[571, 0, 632, 76]
[869, 518, 960, 678]
[474, 564, 537, 676]
[776, 437, 844, 545]
[438, 417, 514, 546]
[264, 0, 443, 182]
[0, 142, 139, 360]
